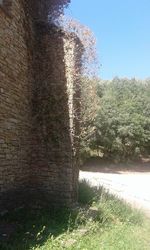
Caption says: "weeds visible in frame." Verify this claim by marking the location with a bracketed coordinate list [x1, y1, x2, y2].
[0, 180, 149, 250]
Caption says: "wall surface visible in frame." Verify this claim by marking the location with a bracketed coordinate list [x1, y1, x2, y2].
[31, 24, 79, 205]
[0, 0, 34, 209]
[0, 0, 81, 210]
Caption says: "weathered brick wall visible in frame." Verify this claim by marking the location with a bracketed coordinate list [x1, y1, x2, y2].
[0, 0, 34, 209]
[0, 0, 81, 210]
[31, 24, 79, 205]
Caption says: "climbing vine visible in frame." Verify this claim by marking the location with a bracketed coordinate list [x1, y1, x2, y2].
[57, 15, 99, 77]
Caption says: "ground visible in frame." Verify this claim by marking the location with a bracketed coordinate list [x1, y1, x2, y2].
[1, 159, 150, 249]
[80, 157, 150, 216]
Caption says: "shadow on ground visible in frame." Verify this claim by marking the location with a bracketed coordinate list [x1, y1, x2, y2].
[81, 157, 150, 174]
[0, 184, 103, 250]
[0, 206, 77, 250]
[0, 180, 145, 250]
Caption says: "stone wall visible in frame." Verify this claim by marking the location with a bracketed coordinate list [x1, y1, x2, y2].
[0, 0, 34, 209]
[0, 0, 82, 210]
[31, 24, 81, 205]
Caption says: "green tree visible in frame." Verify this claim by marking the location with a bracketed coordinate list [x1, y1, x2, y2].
[90, 78, 150, 160]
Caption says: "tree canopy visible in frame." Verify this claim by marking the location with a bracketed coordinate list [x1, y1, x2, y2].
[81, 77, 150, 161]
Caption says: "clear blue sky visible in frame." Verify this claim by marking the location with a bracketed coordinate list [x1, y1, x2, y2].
[65, 0, 150, 80]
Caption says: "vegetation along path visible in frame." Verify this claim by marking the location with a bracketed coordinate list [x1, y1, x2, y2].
[80, 159, 150, 216]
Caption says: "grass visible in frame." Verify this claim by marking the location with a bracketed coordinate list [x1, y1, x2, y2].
[1, 181, 150, 250]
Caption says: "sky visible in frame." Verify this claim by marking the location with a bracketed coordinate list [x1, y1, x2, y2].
[65, 0, 150, 80]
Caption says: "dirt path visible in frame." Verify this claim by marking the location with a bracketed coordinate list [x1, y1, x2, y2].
[79, 159, 150, 216]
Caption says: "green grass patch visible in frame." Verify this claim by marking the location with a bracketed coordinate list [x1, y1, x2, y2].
[1, 181, 150, 250]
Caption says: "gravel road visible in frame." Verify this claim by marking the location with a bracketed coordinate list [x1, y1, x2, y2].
[80, 167, 150, 216]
